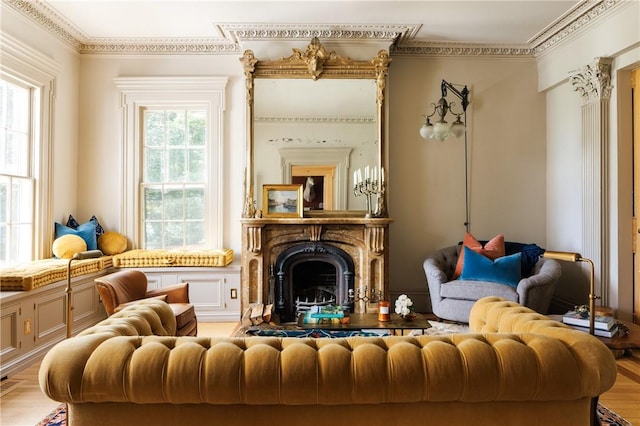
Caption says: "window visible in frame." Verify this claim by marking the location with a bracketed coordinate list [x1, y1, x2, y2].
[116, 77, 227, 250]
[141, 108, 207, 249]
[0, 77, 35, 265]
[2, 38, 59, 264]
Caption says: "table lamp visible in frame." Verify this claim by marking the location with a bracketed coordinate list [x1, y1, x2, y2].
[66, 250, 103, 337]
[542, 250, 597, 335]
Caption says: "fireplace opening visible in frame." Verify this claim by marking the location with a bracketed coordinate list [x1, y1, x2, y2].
[274, 243, 354, 322]
[293, 261, 337, 303]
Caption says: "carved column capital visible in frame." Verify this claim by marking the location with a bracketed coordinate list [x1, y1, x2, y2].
[570, 57, 613, 105]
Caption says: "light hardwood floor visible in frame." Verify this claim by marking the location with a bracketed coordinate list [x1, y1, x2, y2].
[599, 349, 640, 425]
[0, 322, 238, 426]
[1, 323, 638, 426]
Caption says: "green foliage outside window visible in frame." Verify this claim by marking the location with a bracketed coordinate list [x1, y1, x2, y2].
[142, 108, 207, 249]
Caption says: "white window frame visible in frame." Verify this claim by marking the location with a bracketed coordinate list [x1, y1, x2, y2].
[1, 34, 57, 262]
[115, 77, 227, 249]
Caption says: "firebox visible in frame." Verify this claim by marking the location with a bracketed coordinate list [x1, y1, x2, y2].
[273, 243, 354, 322]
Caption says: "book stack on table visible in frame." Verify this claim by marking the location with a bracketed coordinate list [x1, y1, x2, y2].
[561, 310, 618, 337]
[302, 305, 350, 325]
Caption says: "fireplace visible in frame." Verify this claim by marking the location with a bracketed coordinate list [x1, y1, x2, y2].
[240, 217, 392, 321]
[274, 242, 354, 322]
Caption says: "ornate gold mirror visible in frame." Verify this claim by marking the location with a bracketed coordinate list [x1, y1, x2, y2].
[241, 38, 391, 218]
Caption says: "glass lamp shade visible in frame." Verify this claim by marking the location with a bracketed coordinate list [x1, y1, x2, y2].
[420, 123, 434, 140]
[449, 117, 465, 138]
[433, 121, 450, 141]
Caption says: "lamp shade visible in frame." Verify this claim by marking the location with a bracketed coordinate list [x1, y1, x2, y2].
[449, 116, 465, 138]
[433, 121, 449, 141]
[420, 123, 434, 140]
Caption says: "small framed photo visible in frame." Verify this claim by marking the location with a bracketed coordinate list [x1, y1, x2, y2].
[262, 184, 304, 218]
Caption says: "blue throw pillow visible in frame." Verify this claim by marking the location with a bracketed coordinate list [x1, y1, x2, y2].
[55, 220, 98, 251]
[67, 214, 104, 238]
[460, 246, 522, 288]
[482, 241, 544, 277]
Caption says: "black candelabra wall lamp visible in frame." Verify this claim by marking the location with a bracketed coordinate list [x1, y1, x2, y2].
[420, 79, 471, 231]
[420, 80, 469, 141]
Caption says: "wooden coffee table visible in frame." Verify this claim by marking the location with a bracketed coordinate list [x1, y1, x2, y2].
[550, 315, 640, 356]
[297, 312, 432, 335]
[595, 318, 640, 355]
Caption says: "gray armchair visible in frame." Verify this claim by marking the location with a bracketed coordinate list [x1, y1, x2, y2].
[423, 243, 561, 323]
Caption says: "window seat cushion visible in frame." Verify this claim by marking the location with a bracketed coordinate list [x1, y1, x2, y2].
[112, 249, 234, 268]
[0, 256, 113, 291]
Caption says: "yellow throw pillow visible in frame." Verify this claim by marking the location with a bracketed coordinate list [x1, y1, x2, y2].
[98, 231, 128, 255]
[52, 234, 88, 259]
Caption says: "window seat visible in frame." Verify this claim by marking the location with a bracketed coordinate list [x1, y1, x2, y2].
[0, 249, 234, 291]
[112, 249, 233, 268]
[0, 256, 113, 291]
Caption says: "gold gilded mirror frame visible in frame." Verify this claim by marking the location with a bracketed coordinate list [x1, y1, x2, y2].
[240, 37, 391, 218]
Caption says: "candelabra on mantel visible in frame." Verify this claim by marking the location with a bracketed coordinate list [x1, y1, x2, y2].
[345, 286, 383, 313]
[353, 165, 386, 218]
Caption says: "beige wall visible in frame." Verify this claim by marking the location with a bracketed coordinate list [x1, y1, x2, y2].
[76, 55, 246, 254]
[388, 56, 546, 311]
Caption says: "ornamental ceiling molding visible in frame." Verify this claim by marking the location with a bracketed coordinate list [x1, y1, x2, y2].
[4, 0, 626, 57]
[391, 0, 623, 57]
[391, 43, 535, 57]
[218, 23, 416, 45]
[4, 0, 84, 51]
[78, 40, 239, 55]
[529, 0, 623, 57]
[4, 0, 237, 54]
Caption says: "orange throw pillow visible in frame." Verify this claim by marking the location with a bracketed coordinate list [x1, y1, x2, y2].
[453, 232, 505, 279]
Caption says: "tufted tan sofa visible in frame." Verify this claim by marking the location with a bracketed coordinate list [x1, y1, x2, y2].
[39, 297, 617, 426]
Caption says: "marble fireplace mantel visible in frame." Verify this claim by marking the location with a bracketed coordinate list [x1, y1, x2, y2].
[240, 217, 392, 317]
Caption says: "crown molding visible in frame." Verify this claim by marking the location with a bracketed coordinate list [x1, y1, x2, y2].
[391, 43, 535, 57]
[219, 23, 414, 44]
[79, 40, 239, 55]
[4, 0, 84, 51]
[529, 0, 624, 56]
[4, 0, 627, 57]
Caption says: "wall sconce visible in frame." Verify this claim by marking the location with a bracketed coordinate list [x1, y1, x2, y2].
[66, 249, 103, 338]
[420, 79, 469, 142]
[420, 79, 471, 231]
[542, 251, 598, 335]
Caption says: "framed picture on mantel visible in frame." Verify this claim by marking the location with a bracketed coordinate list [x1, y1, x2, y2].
[262, 184, 304, 218]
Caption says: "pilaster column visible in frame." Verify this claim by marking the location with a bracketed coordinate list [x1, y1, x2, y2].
[570, 57, 613, 305]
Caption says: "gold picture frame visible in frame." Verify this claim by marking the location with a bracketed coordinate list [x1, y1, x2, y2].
[262, 184, 304, 218]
